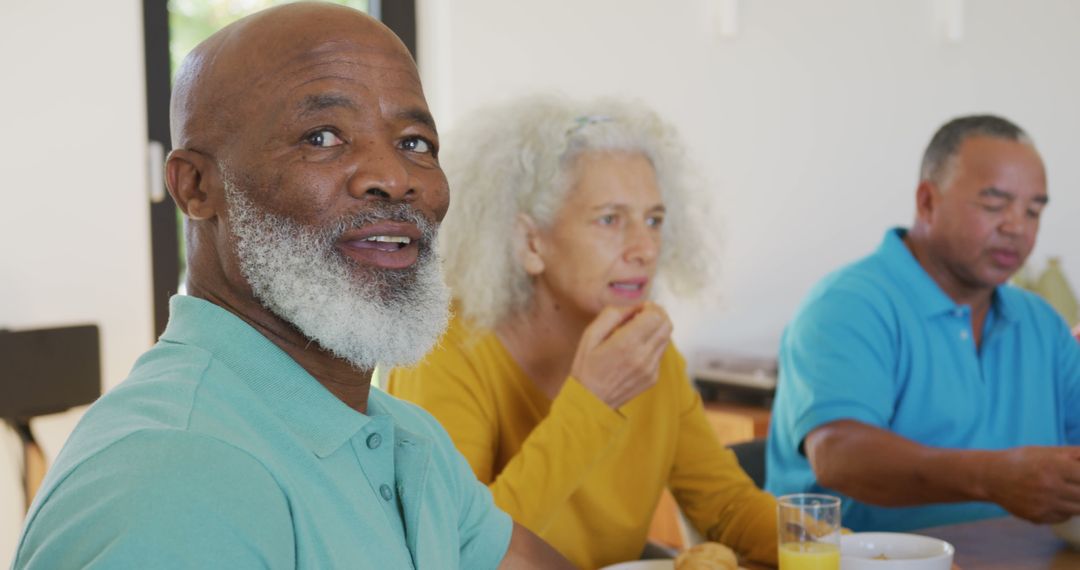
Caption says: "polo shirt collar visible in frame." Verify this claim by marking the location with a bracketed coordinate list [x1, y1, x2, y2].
[878, 227, 1018, 324]
[990, 284, 1022, 324]
[161, 295, 372, 457]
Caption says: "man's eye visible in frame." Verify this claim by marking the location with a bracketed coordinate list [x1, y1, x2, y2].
[597, 214, 617, 225]
[647, 215, 665, 228]
[401, 136, 434, 155]
[980, 203, 1005, 213]
[305, 129, 344, 148]
[1027, 207, 1044, 219]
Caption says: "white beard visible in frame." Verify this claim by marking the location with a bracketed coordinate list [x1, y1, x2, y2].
[223, 181, 450, 372]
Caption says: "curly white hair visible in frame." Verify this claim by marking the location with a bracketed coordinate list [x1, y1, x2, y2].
[438, 95, 714, 329]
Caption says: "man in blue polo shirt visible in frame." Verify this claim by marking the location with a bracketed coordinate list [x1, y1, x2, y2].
[13, 4, 571, 569]
[767, 115, 1080, 531]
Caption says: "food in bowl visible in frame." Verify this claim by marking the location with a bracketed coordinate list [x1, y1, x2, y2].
[674, 542, 739, 570]
[840, 532, 953, 569]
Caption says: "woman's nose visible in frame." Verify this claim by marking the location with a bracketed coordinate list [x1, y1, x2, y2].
[624, 222, 660, 265]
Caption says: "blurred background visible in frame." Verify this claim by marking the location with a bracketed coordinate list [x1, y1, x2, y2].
[2, 0, 1078, 564]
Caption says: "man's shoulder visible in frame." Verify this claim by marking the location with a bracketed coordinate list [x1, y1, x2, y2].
[998, 284, 1067, 323]
[17, 426, 290, 569]
[795, 250, 905, 321]
[996, 285, 1080, 351]
[821, 245, 902, 292]
[42, 340, 266, 498]
[59, 342, 215, 457]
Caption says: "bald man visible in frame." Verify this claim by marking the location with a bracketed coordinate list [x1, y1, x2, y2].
[13, 4, 571, 569]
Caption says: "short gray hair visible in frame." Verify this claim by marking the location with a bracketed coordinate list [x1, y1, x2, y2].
[438, 95, 712, 329]
[920, 114, 1032, 185]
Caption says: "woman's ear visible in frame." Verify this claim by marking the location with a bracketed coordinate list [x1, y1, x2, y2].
[514, 214, 546, 276]
[165, 149, 220, 220]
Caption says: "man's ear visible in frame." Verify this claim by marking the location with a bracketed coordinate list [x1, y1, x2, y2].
[165, 149, 219, 220]
[514, 214, 545, 276]
[914, 180, 938, 224]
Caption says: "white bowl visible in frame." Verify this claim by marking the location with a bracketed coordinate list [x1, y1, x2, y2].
[840, 532, 954, 569]
[1052, 515, 1080, 549]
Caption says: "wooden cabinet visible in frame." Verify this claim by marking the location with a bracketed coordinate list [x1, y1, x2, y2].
[705, 402, 771, 439]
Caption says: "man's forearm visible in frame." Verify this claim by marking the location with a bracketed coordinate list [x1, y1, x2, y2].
[805, 420, 993, 507]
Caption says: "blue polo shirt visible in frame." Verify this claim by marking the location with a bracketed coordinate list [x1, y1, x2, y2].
[14, 295, 512, 569]
[766, 228, 1080, 531]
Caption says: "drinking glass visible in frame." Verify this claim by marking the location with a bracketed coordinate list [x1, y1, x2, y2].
[777, 493, 841, 570]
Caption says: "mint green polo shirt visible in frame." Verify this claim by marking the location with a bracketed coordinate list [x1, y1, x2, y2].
[14, 295, 512, 569]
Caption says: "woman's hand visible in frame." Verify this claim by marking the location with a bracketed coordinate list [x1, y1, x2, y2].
[570, 302, 673, 409]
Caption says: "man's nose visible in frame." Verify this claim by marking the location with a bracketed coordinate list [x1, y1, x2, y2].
[999, 204, 1032, 236]
[345, 139, 415, 202]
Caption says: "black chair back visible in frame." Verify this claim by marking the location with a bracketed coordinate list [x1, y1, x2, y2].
[728, 437, 767, 489]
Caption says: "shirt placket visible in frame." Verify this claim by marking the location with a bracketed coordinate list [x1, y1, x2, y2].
[951, 305, 984, 384]
[352, 415, 413, 567]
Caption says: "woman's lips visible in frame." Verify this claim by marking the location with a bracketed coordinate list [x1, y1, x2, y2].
[609, 279, 648, 300]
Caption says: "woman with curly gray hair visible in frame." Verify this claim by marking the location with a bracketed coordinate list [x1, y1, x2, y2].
[388, 96, 776, 569]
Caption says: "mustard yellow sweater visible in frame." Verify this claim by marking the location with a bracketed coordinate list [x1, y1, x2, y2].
[388, 317, 777, 569]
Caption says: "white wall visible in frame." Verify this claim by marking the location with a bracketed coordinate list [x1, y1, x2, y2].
[0, 0, 150, 565]
[418, 0, 1080, 358]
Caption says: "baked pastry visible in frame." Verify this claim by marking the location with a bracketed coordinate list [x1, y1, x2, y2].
[674, 541, 738, 570]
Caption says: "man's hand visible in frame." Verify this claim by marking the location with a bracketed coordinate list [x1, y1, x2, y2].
[570, 303, 673, 409]
[980, 446, 1080, 524]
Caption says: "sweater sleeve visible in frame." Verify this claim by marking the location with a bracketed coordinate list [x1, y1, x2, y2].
[666, 352, 779, 566]
[487, 377, 626, 533]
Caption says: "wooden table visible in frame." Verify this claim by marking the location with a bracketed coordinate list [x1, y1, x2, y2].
[917, 516, 1080, 569]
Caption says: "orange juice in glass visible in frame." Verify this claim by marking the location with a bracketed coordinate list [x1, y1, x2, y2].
[777, 494, 841, 570]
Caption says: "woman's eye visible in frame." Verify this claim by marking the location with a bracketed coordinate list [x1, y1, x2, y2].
[647, 215, 665, 228]
[597, 214, 617, 225]
[402, 136, 434, 155]
[305, 129, 344, 148]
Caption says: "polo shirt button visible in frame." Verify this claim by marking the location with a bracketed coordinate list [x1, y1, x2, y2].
[366, 433, 382, 449]
[960, 330, 969, 340]
[379, 484, 393, 501]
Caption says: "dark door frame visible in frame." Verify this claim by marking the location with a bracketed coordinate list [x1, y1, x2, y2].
[141, 0, 418, 338]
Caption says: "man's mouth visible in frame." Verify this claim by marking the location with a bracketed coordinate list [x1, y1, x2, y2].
[359, 235, 413, 251]
[989, 248, 1021, 269]
[337, 222, 423, 270]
